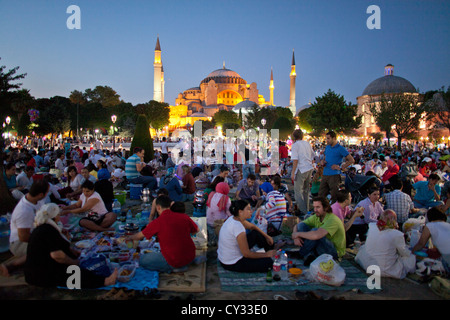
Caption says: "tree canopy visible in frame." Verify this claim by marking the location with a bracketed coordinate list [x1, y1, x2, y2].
[307, 89, 361, 134]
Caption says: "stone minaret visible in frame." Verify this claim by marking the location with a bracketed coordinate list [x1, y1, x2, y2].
[269, 67, 274, 106]
[153, 36, 163, 102]
[161, 62, 165, 103]
[289, 49, 296, 115]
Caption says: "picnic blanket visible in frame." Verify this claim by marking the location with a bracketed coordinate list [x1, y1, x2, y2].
[217, 257, 380, 293]
[158, 249, 207, 293]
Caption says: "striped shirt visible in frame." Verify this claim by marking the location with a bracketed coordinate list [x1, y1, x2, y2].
[384, 189, 414, 224]
[263, 190, 287, 226]
[125, 154, 141, 180]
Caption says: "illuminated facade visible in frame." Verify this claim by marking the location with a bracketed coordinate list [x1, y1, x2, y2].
[152, 37, 296, 131]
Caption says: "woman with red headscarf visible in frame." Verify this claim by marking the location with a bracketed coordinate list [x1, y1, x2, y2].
[206, 182, 232, 227]
[206, 182, 232, 246]
[355, 209, 416, 279]
[381, 159, 400, 183]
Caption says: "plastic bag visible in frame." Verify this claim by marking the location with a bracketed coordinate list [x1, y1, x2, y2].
[402, 216, 426, 233]
[191, 217, 208, 249]
[308, 254, 346, 286]
[79, 253, 112, 277]
[255, 215, 268, 234]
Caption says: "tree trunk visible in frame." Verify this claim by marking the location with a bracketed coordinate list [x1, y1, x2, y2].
[0, 149, 17, 215]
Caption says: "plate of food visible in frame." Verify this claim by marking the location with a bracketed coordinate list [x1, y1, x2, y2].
[75, 239, 95, 249]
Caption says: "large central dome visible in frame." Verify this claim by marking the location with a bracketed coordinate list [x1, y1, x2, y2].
[201, 67, 247, 85]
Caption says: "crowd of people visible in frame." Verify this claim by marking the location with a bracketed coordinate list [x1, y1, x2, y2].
[1, 128, 450, 290]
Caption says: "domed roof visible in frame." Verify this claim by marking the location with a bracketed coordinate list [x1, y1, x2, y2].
[295, 102, 312, 116]
[232, 100, 258, 113]
[201, 66, 247, 85]
[362, 65, 416, 96]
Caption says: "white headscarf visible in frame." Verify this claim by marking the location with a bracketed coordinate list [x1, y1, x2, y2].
[34, 203, 69, 242]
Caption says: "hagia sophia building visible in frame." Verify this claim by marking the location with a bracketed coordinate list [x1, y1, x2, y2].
[151, 36, 298, 132]
[152, 36, 445, 140]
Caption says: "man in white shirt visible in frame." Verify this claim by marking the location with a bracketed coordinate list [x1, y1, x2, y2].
[290, 129, 315, 215]
[1, 180, 49, 277]
[16, 166, 34, 192]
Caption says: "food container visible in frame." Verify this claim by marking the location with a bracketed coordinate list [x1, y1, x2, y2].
[289, 267, 303, 278]
[118, 250, 131, 262]
[118, 264, 136, 283]
[124, 223, 139, 236]
[75, 240, 94, 250]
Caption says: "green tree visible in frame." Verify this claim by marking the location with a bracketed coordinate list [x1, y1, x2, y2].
[213, 109, 240, 127]
[272, 116, 295, 140]
[0, 58, 27, 213]
[244, 104, 278, 130]
[297, 107, 313, 132]
[370, 93, 430, 149]
[135, 100, 170, 130]
[130, 114, 154, 162]
[35, 96, 71, 137]
[84, 85, 121, 107]
[308, 89, 361, 134]
[425, 86, 450, 132]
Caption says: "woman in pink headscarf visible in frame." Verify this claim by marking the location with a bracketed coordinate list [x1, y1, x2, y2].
[381, 159, 400, 183]
[206, 182, 232, 227]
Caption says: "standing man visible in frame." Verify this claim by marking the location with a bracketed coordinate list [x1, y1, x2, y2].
[290, 129, 315, 215]
[125, 147, 157, 190]
[161, 137, 169, 166]
[318, 131, 354, 204]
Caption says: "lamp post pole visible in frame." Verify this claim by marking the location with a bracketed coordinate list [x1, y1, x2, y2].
[111, 115, 117, 151]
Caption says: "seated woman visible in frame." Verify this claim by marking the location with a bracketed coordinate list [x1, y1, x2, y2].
[159, 167, 183, 202]
[24, 203, 118, 288]
[94, 168, 114, 212]
[412, 207, 450, 274]
[58, 166, 83, 200]
[60, 180, 117, 232]
[355, 209, 416, 279]
[332, 189, 365, 232]
[206, 182, 232, 245]
[217, 200, 276, 273]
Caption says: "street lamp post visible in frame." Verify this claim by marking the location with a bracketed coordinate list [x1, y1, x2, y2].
[5, 116, 11, 142]
[111, 114, 117, 150]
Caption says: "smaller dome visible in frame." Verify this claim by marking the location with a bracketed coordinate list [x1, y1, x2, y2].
[232, 100, 258, 114]
[295, 103, 312, 116]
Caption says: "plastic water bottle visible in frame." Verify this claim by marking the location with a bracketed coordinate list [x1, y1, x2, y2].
[280, 251, 289, 280]
[112, 199, 121, 217]
[272, 254, 281, 280]
[126, 209, 133, 223]
[0, 217, 11, 253]
[141, 203, 151, 223]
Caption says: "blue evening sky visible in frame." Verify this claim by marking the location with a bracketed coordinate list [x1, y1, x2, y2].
[0, 0, 449, 109]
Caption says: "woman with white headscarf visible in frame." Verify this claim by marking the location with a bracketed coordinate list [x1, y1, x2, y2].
[24, 203, 118, 288]
[355, 209, 416, 279]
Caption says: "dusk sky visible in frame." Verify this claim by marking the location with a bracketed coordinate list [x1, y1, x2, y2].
[1, 0, 449, 110]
